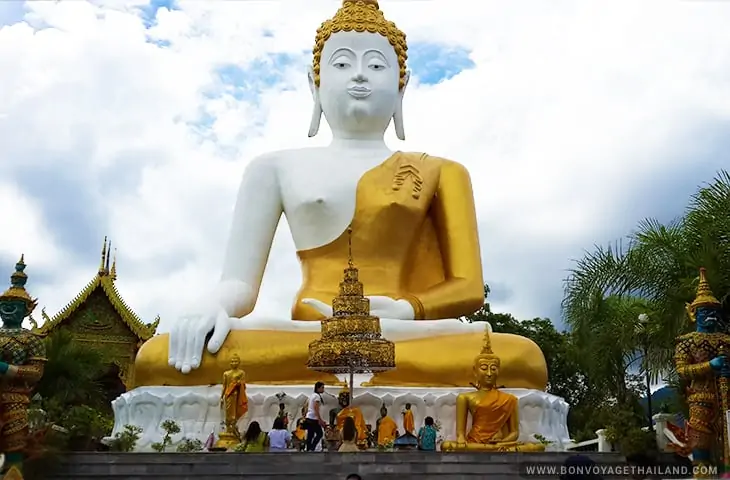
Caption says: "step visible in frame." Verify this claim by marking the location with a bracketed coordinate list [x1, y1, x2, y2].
[47, 452, 629, 480]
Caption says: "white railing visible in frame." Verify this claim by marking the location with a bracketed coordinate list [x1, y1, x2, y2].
[564, 429, 612, 452]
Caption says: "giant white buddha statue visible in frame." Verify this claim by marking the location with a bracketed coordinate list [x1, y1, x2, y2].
[113, 0, 571, 450]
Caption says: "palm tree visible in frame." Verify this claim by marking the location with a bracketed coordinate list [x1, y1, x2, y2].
[563, 170, 730, 384]
[36, 329, 109, 411]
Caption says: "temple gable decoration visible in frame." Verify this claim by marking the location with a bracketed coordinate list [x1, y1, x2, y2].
[32, 238, 159, 389]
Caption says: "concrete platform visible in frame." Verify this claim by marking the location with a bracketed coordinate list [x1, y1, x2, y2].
[47, 452, 629, 480]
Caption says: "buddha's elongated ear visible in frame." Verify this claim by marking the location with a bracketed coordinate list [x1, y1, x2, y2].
[307, 66, 322, 138]
[393, 69, 410, 141]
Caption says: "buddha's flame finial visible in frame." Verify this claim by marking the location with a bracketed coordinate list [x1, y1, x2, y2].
[688, 267, 721, 321]
[480, 323, 493, 356]
[475, 323, 499, 364]
[99, 236, 108, 274]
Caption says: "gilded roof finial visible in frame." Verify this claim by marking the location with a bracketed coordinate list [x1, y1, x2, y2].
[110, 248, 117, 281]
[99, 236, 108, 275]
[690, 267, 721, 311]
[105, 240, 112, 274]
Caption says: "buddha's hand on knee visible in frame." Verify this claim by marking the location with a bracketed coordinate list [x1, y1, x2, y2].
[169, 280, 254, 373]
[169, 310, 228, 373]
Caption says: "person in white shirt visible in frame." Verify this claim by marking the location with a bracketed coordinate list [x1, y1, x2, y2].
[268, 416, 291, 451]
[305, 381, 327, 451]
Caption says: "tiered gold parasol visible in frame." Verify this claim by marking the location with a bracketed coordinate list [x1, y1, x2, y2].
[307, 227, 395, 392]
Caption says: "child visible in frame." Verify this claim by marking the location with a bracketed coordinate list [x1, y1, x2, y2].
[338, 417, 359, 452]
[417, 416, 437, 451]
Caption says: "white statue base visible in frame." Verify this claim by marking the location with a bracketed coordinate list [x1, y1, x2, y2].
[111, 379, 571, 451]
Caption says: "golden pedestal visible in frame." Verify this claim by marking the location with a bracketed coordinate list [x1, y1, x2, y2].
[214, 431, 240, 450]
[441, 440, 546, 453]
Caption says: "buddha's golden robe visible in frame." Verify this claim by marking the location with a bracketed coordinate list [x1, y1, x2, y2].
[403, 409, 415, 434]
[337, 406, 368, 444]
[134, 152, 548, 390]
[377, 415, 398, 446]
[467, 389, 517, 443]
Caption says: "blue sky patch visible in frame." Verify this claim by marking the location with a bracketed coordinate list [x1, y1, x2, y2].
[0, 1, 26, 27]
[136, 0, 179, 29]
[408, 42, 475, 85]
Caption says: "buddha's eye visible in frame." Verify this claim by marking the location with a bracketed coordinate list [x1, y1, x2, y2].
[368, 63, 385, 71]
[332, 57, 351, 69]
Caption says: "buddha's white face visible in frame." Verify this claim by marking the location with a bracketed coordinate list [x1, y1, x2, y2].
[316, 31, 403, 137]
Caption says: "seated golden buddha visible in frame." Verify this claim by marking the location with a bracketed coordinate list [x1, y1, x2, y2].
[442, 328, 545, 452]
[133, 0, 547, 391]
[335, 388, 368, 448]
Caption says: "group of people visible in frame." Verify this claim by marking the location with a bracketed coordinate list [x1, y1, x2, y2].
[234, 416, 292, 452]
[300, 382, 439, 452]
[234, 381, 440, 453]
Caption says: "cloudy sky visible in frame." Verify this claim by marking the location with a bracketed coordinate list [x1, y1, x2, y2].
[1, 0, 729, 333]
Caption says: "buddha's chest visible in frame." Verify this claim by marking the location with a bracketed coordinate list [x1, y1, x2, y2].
[277, 157, 377, 217]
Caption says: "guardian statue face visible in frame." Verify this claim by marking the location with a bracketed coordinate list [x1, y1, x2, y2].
[312, 31, 404, 137]
[696, 306, 723, 331]
[0, 300, 26, 328]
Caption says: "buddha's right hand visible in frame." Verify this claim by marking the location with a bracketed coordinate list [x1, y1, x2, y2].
[168, 280, 254, 373]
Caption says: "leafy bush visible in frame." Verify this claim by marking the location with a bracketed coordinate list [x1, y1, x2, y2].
[151, 420, 180, 452]
[176, 438, 204, 453]
[107, 425, 143, 453]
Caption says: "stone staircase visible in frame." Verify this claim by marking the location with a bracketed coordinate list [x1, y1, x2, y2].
[46, 452, 628, 480]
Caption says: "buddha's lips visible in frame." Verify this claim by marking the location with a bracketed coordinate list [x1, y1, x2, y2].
[347, 87, 371, 98]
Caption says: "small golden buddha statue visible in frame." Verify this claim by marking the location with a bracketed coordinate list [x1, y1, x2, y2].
[442, 326, 545, 452]
[335, 387, 368, 448]
[402, 403, 415, 435]
[376, 404, 398, 447]
[215, 354, 248, 449]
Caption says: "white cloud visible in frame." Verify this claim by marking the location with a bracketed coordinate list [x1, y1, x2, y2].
[1, 0, 729, 330]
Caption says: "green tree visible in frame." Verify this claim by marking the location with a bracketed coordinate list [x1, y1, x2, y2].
[32, 329, 114, 452]
[37, 329, 109, 410]
[563, 170, 730, 383]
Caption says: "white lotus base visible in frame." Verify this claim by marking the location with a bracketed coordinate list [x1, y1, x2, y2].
[111, 380, 571, 452]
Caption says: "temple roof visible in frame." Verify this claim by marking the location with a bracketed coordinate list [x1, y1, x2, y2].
[33, 237, 159, 341]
